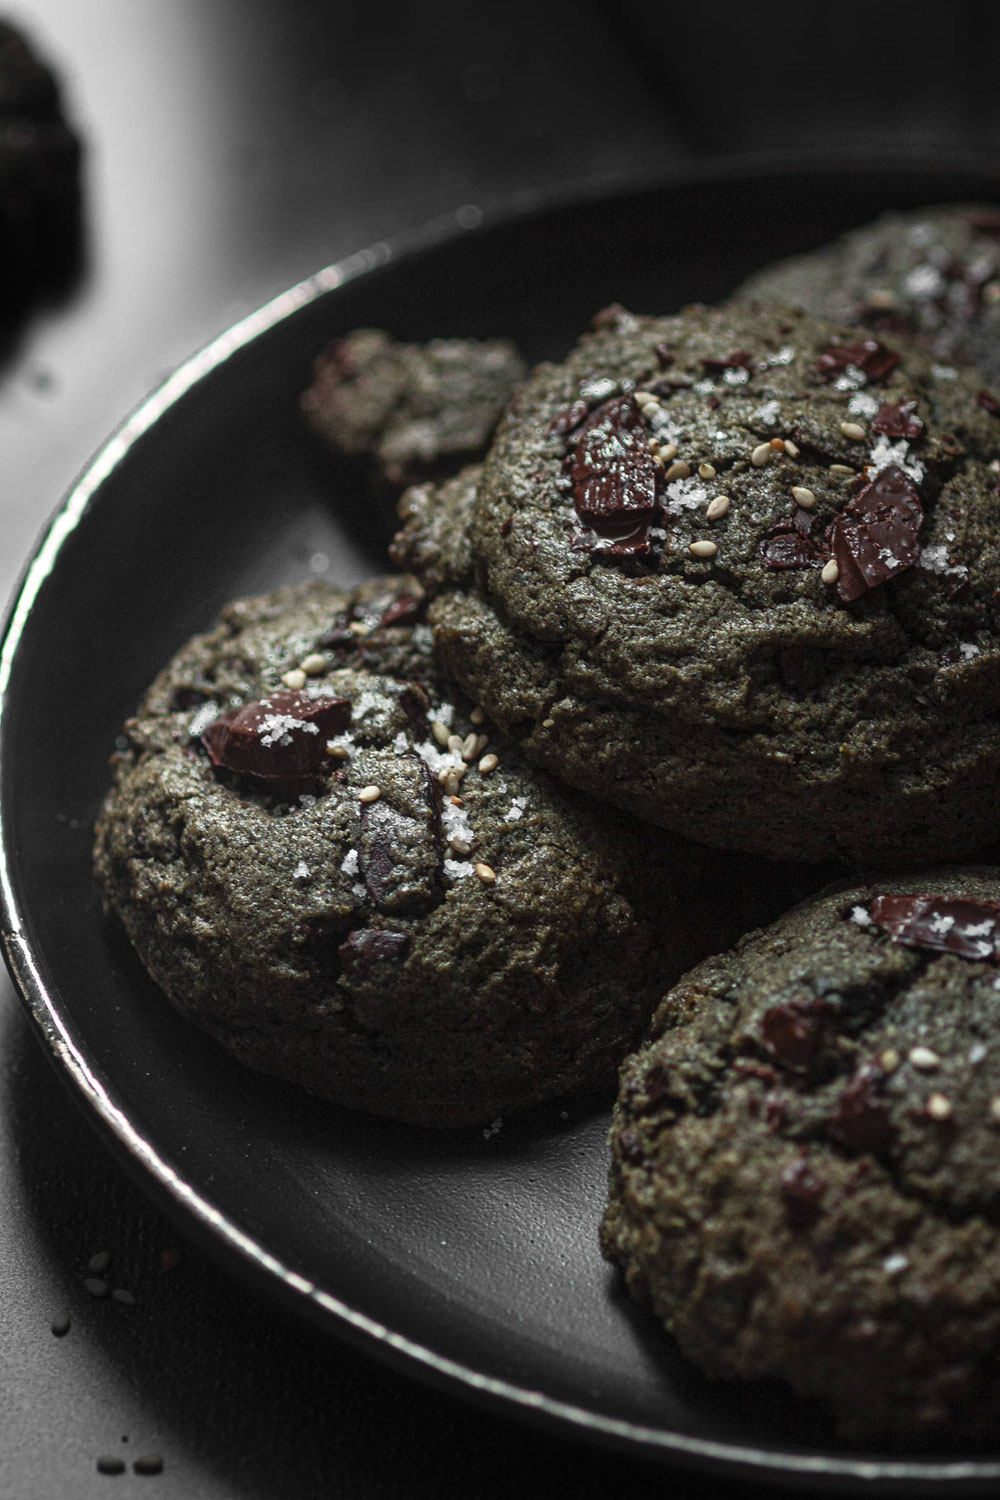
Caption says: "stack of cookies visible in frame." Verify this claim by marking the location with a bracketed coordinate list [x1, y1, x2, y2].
[94, 206, 1000, 1444]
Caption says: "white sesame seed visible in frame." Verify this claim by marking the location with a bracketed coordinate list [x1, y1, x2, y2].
[926, 1092, 952, 1121]
[328, 745, 350, 759]
[478, 753, 499, 774]
[634, 389, 658, 405]
[449, 835, 473, 855]
[300, 653, 327, 675]
[469, 706, 485, 725]
[821, 559, 840, 585]
[705, 495, 730, 520]
[475, 862, 497, 885]
[750, 442, 773, 466]
[840, 421, 867, 440]
[431, 720, 451, 746]
[664, 460, 691, 481]
[829, 463, 855, 475]
[444, 771, 461, 796]
[473, 734, 490, 757]
[908, 1046, 940, 1071]
[783, 438, 800, 457]
[698, 463, 716, 479]
[447, 734, 465, 755]
[281, 668, 307, 690]
[542, 717, 555, 728]
[791, 486, 816, 508]
[358, 785, 381, 803]
[348, 621, 368, 636]
[461, 732, 479, 761]
[659, 442, 678, 461]
[689, 539, 718, 559]
[879, 1049, 900, 1073]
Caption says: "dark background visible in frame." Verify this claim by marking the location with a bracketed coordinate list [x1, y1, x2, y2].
[2, 3, 999, 1496]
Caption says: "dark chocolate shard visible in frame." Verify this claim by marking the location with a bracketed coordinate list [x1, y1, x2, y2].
[201, 690, 351, 792]
[761, 513, 822, 571]
[867, 893, 1000, 963]
[338, 928, 409, 974]
[547, 398, 589, 437]
[700, 350, 753, 374]
[760, 999, 830, 1073]
[828, 463, 923, 603]
[816, 339, 901, 384]
[357, 757, 443, 915]
[570, 395, 659, 527]
[870, 400, 924, 441]
[826, 1064, 895, 1154]
[780, 1157, 825, 1231]
[378, 593, 424, 630]
[571, 515, 656, 558]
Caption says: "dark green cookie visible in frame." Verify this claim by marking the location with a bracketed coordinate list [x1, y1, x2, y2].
[735, 204, 1000, 387]
[399, 301, 1000, 864]
[94, 576, 722, 1129]
[301, 328, 525, 490]
[602, 868, 1000, 1443]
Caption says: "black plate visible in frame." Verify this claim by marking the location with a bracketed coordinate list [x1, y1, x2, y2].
[5, 158, 1000, 1495]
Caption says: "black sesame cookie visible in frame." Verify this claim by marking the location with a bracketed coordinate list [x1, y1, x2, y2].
[301, 328, 525, 491]
[94, 575, 729, 1129]
[0, 20, 81, 307]
[602, 868, 1000, 1444]
[402, 301, 1000, 865]
[735, 204, 1000, 388]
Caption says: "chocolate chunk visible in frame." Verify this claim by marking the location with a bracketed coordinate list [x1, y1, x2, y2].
[570, 395, 659, 527]
[816, 339, 901, 384]
[828, 464, 923, 602]
[761, 516, 822, 571]
[867, 893, 1000, 963]
[977, 390, 1000, 420]
[338, 927, 409, 974]
[870, 400, 924, 441]
[700, 350, 753, 374]
[547, 398, 589, 437]
[760, 999, 829, 1073]
[780, 1157, 825, 1230]
[827, 1064, 895, 1153]
[776, 645, 825, 692]
[378, 594, 423, 629]
[202, 690, 351, 792]
[572, 515, 656, 559]
[943, 565, 972, 602]
[500, 516, 512, 536]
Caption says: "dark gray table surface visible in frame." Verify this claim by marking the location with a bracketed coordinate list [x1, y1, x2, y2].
[2, 3, 998, 1495]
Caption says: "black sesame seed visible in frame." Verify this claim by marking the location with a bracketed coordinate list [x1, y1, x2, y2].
[88, 1251, 111, 1274]
[96, 1455, 126, 1474]
[112, 1288, 136, 1306]
[50, 1314, 71, 1337]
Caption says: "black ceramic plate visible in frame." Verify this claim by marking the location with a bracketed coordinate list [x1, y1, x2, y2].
[5, 158, 1000, 1495]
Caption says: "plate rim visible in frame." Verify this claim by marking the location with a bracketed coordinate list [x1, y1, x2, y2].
[6, 154, 1000, 1491]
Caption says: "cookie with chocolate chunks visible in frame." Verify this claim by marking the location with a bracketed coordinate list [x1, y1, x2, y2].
[602, 868, 1000, 1444]
[301, 328, 525, 492]
[735, 204, 1000, 387]
[400, 301, 1000, 863]
[94, 575, 736, 1128]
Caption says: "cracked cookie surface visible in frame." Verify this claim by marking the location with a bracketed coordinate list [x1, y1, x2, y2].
[402, 302, 1000, 863]
[94, 576, 717, 1128]
[602, 868, 1000, 1443]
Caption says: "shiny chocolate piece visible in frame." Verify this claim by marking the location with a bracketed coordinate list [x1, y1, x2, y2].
[760, 999, 829, 1073]
[761, 511, 822, 571]
[870, 400, 924, 441]
[570, 395, 659, 527]
[337, 928, 409, 974]
[868, 893, 1000, 963]
[816, 338, 901, 384]
[827, 463, 923, 602]
[547, 398, 589, 437]
[201, 689, 351, 791]
[826, 1063, 895, 1154]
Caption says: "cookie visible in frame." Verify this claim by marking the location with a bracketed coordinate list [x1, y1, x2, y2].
[94, 576, 721, 1128]
[602, 868, 1000, 1443]
[0, 20, 81, 308]
[400, 301, 1000, 864]
[301, 328, 525, 490]
[735, 204, 1000, 388]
